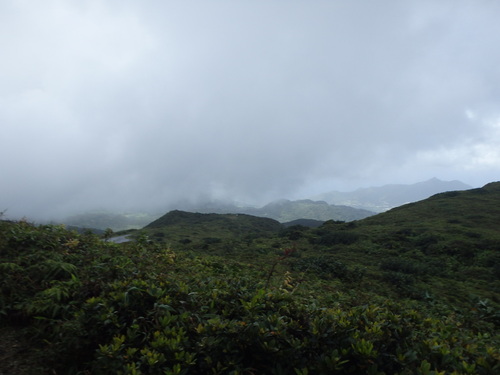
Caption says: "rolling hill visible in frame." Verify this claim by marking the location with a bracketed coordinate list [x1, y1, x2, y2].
[305, 181, 500, 307]
[143, 210, 282, 247]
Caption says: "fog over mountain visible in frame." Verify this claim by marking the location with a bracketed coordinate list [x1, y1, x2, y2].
[313, 178, 472, 212]
[2, 1, 500, 221]
[62, 178, 477, 230]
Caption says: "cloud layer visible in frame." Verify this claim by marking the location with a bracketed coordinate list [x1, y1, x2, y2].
[2, 1, 500, 220]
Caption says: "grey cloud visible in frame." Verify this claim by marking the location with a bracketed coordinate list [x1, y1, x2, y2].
[2, 1, 500, 220]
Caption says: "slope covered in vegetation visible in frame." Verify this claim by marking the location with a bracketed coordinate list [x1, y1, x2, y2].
[1, 183, 499, 374]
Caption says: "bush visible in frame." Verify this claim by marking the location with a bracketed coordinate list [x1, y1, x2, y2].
[382, 271, 423, 298]
[380, 258, 427, 275]
[1, 220, 499, 375]
[383, 271, 415, 287]
[413, 233, 440, 249]
[310, 231, 359, 246]
[292, 256, 350, 280]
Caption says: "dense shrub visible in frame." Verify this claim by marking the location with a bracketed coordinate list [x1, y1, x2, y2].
[382, 271, 415, 287]
[1, 220, 499, 374]
[291, 256, 358, 281]
[379, 258, 427, 275]
[381, 271, 423, 299]
[310, 231, 360, 246]
[202, 237, 222, 245]
[279, 225, 308, 240]
[413, 233, 441, 249]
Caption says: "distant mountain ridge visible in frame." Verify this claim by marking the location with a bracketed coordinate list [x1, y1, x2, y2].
[175, 199, 375, 223]
[247, 199, 374, 222]
[61, 178, 472, 230]
[60, 200, 374, 231]
[312, 178, 472, 212]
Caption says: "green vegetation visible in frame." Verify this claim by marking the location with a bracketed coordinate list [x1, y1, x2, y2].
[1, 183, 500, 374]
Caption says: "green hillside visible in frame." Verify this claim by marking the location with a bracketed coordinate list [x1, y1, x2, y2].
[304, 182, 500, 308]
[145, 210, 282, 233]
[139, 210, 282, 255]
[1, 183, 499, 374]
[363, 181, 500, 228]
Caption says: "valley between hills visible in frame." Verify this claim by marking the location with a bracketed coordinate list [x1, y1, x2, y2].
[1, 181, 499, 374]
[62, 178, 471, 231]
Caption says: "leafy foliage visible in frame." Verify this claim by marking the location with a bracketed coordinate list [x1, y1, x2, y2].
[1, 183, 500, 373]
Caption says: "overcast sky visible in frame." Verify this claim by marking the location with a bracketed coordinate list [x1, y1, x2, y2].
[2, 1, 500, 220]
